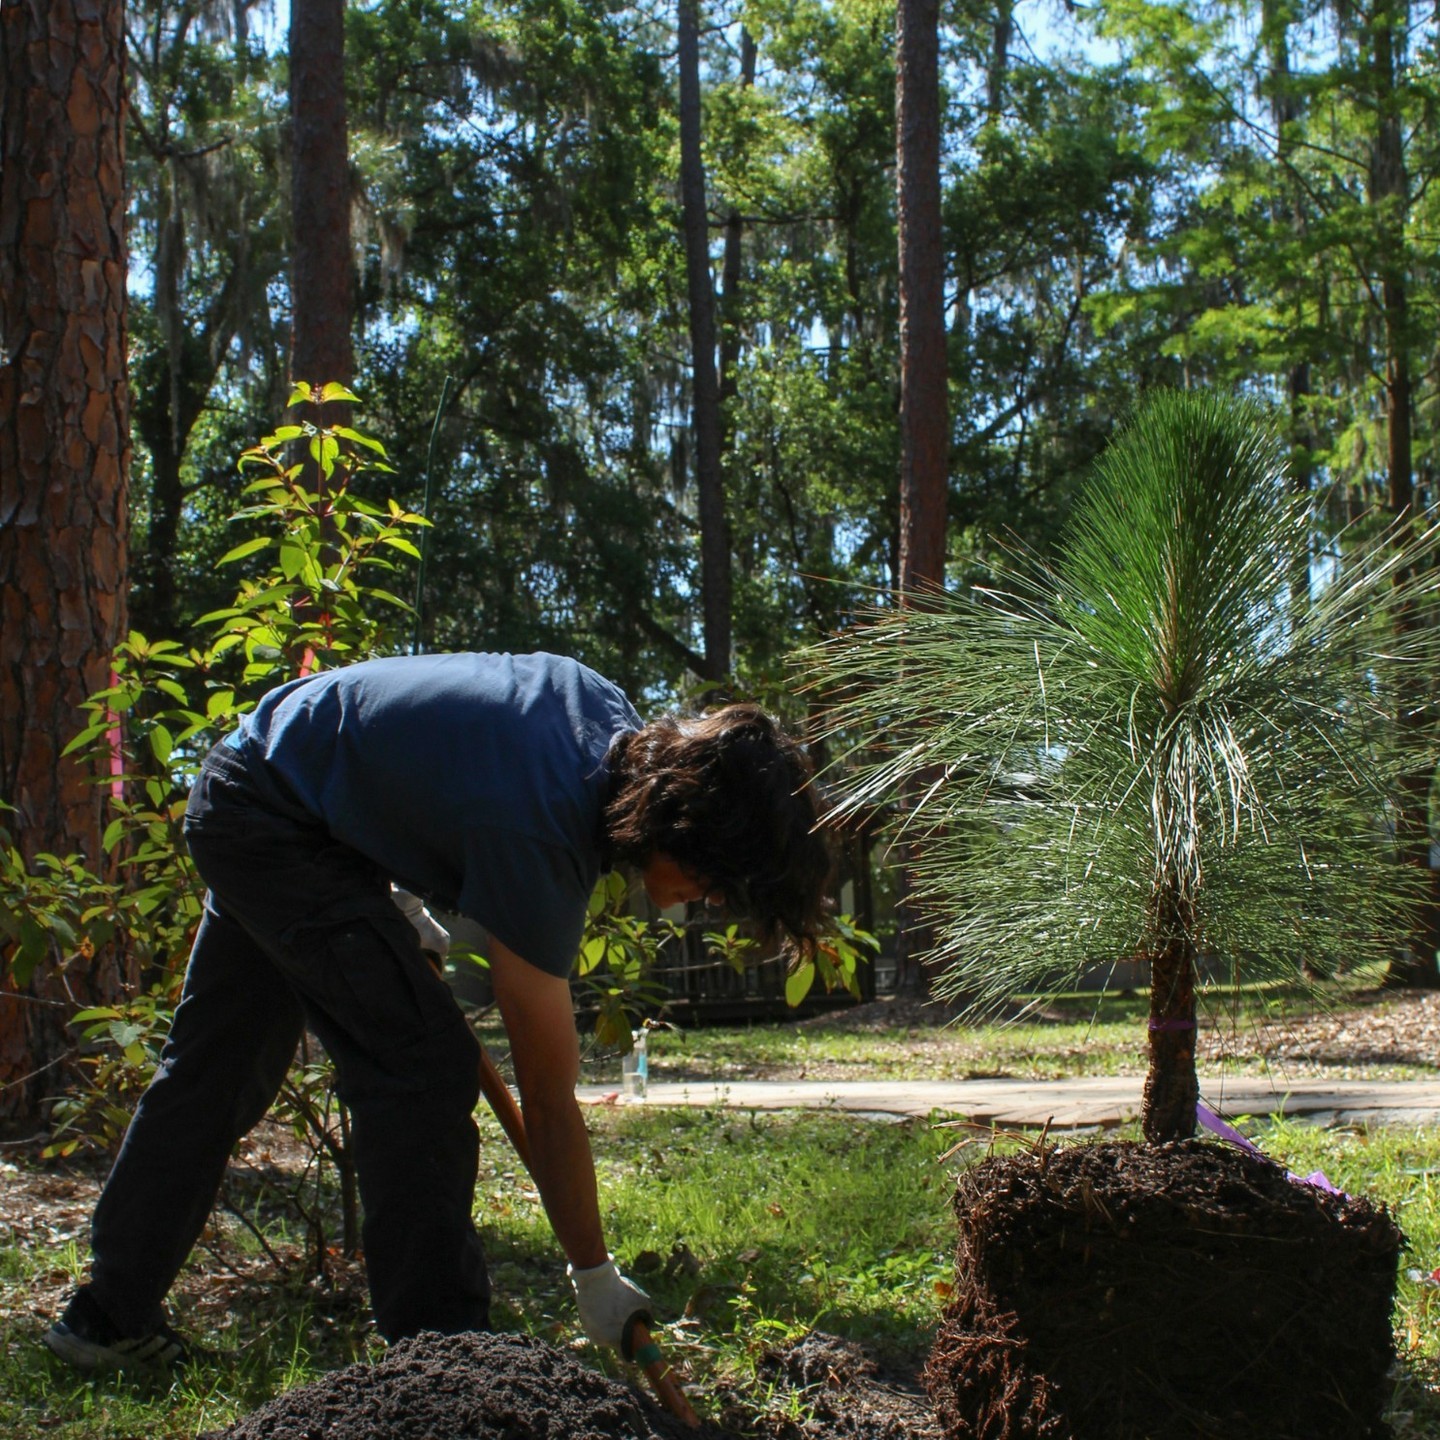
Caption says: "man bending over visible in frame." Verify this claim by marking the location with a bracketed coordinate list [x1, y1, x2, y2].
[45, 651, 830, 1369]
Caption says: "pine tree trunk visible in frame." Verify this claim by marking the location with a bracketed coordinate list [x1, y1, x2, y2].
[131, 154, 190, 638]
[678, 0, 731, 685]
[717, 28, 755, 414]
[893, 0, 948, 995]
[1262, 0, 1315, 626]
[0, 0, 134, 1123]
[132, 401, 185, 639]
[896, 0, 947, 599]
[985, 0, 1013, 120]
[288, 0, 353, 645]
[1141, 890, 1200, 1143]
[289, 0, 354, 405]
[1366, 0, 1440, 989]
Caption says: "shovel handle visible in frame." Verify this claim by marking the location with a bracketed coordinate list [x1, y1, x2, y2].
[478, 1043, 533, 1170]
[476, 1042, 700, 1429]
[626, 1316, 701, 1429]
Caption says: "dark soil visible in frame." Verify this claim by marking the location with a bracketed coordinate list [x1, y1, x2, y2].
[717, 1332, 943, 1439]
[926, 1139, 1405, 1440]
[221, 1331, 703, 1440]
[217, 1329, 942, 1440]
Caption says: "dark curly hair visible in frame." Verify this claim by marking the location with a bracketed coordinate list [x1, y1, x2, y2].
[602, 703, 833, 958]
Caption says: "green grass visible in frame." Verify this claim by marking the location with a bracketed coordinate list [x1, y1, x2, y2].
[610, 973, 1440, 1085]
[1, 1227, 380, 1439]
[7, 989, 1440, 1438]
[0, 1106, 956, 1438]
[481, 1107, 956, 1376]
[636, 1009, 1151, 1082]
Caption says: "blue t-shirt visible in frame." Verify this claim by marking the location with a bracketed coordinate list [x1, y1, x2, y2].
[223, 652, 641, 977]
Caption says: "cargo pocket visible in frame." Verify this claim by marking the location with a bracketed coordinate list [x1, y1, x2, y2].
[305, 916, 449, 1069]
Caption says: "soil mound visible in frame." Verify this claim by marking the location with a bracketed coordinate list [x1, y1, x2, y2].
[726, 1331, 943, 1439]
[218, 1328, 943, 1440]
[220, 1330, 707, 1440]
[926, 1139, 1403, 1440]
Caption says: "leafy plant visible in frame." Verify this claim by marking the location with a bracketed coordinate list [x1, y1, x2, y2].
[807, 389, 1440, 1141]
[45, 993, 177, 1159]
[577, 871, 680, 1048]
[782, 912, 878, 1007]
[0, 812, 124, 991]
[207, 379, 421, 682]
[34, 386, 427, 1188]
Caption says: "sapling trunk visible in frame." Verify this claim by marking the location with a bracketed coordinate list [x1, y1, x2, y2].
[1141, 887, 1199, 1143]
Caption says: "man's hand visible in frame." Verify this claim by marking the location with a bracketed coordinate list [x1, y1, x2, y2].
[568, 1256, 653, 1352]
[390, 884, 451, 961]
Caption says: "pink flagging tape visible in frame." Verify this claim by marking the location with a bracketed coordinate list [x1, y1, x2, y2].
[107, 668, 124, 801]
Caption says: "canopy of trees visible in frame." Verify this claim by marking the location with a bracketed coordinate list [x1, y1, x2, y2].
[5, 0, 1440, 1115]
[109, 0, 1433, 702]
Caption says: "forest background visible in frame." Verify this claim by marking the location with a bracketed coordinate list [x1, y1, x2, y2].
[3, 0, 1440, 1128]
[95, 0, 1440, 684]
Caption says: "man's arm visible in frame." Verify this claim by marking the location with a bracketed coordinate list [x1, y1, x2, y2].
[487, 938, 652, 1352]
[486, 937, 608, 1270]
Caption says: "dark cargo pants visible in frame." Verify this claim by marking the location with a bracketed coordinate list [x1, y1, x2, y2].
[86, 742, 490, 1341]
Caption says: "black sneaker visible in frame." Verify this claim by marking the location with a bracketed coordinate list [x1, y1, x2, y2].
[43, 1288, 190, 1372]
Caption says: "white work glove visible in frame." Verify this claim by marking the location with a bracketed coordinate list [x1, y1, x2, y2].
[390, 884, 451, 961]
[568, 1255, 652, 1352]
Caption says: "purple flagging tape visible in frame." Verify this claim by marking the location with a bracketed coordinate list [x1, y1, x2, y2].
[1295, 1168, 1343, 1195]
[1197, 1102, 1263, 1154]
[1196, 1101, 1345, 1197]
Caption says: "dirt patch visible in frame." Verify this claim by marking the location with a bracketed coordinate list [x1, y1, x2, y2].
[716, 1332, 943, 1439]
[927, 1139, 1404, 1440]
[215, 1329, 940, 1440]
[1217, 989, 1440, 1073]
[218, 1330, 702, 1439]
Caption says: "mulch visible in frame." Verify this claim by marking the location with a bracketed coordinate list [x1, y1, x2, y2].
[1219, 989, 1440, 1071]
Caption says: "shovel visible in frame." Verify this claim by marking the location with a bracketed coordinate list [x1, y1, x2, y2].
[476, 1044, 702, 1429]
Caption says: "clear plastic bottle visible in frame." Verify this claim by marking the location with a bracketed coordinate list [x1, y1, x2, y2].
[621, 1027, 648, 1100]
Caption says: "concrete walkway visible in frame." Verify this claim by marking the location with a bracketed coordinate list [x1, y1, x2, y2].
[575, 1076, 1440, 1130]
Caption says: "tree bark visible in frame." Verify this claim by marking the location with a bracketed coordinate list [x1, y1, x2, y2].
[289, 0, 354, 404]
[717, 27, 756, 415]
[0, 0, 135, 1121]
[678, 0, 731, 684]
[896, 0, 947, 603]
[893, 0, 948, 995]
[1366, 0, 1440, 989]
[985, 0, 1013, 121]
[131, 156, 205, 638]
[1141, 913, 1200, 1143]
[1262, 0, 1315, 625]
[1372, 0, 1411, 531]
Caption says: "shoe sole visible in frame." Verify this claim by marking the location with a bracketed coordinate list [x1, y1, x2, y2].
[44, 1322, 185, 1371]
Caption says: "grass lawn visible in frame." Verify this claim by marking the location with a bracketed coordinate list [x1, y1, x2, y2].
[5, 980, 1440, 1437]
[1, 1106, 955, 1439]
[605, 973, 1440, 1085]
